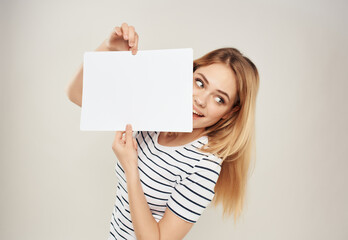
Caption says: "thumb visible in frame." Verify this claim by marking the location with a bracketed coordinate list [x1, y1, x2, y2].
[133, 138, 138, 151]
[125, 124, 133, 147]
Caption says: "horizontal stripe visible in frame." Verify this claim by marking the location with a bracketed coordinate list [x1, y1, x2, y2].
[187, 178, 215, 194]
[167, 204, 196, 223]
[115, 170, 126, 185]
[119, 226, 130, 237]
[142, 132, 189, 176]
[115, 205, 132, 223]
[117, 162, 125, 173]
[160, 149, 196, 168]
[170, 195, 200, 216]
[118, 181, 128, 194]
[183, 147, 209, 157]
[109, 231, 118, 240]
[175, 150, 200, 162]
[138, 156, 176, 183]
[182, 184, 211, 202]
[138, 138, 183, 179]
[148, 202, 167, 208]
[149, 135, 196, 168]
[202, 157, 221, 166]
[110, 221, 117, 233]
[144, 192, 168, 201]
[140, 178, 171, 194]
[116, 196, 130, 214]
[195, 165, 220, 176]
[150, 208, 165, 214]
[173, 187, 205, 208]
[110, 221, 127, 240]
[121, 195, 129, 205]
[116, 195, 124, 207]
[109, 131, 221, 238]
[190, 140, 206, 149]
[195, 172, 217, 185]
[117, 216, 134, 233]
[138, 165, 173, 188]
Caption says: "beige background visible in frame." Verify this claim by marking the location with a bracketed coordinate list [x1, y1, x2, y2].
[1, 0, 347, 239]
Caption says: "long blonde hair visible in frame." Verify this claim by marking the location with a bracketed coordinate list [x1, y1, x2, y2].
[194, 48, 260, 222]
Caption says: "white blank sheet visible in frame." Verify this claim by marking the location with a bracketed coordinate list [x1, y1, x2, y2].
[80, 48, 193, 132]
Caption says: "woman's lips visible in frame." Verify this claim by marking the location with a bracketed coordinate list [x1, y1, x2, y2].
[193, 106, 204, 119]
[193, 108, 204, 117]
[193, 111, 204, 119]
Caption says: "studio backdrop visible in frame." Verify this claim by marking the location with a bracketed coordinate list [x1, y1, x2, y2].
[1, 0, 347, 239]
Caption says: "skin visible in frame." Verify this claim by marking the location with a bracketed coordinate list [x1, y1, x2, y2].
[65, 23, 139, 107]
[65, 21, 238, 240]
[111, 23, 238, 240]
[158, 62, 238, 145]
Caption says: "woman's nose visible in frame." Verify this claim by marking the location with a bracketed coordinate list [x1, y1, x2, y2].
[194, 95, 207, 107]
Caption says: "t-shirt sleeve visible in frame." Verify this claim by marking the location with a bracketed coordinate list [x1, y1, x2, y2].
[166, 155, 222, 223]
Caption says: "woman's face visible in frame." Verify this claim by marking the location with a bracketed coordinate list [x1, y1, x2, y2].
[192, 63, 238, 130]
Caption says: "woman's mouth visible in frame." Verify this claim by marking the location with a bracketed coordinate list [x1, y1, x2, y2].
[193, 109, 204, 118]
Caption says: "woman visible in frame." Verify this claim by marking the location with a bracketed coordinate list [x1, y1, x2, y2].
[66, 22, 259, 240]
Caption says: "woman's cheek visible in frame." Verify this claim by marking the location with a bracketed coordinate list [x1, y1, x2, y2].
[212, 107, 228, 121]
[209, 107, 221, 119]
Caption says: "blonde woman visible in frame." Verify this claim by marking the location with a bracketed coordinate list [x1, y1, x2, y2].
[66, 22, 259, 240]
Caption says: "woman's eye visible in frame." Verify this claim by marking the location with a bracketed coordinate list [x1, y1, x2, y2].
[195, 79, 204, 88]
[215, 96, 225, 104]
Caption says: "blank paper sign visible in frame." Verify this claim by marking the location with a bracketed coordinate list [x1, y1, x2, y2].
[80, 48, 193, 132]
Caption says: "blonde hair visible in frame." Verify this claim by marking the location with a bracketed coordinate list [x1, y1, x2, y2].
[194, 48, 260, 222]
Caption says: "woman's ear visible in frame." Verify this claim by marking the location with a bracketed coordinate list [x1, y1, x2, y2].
[222, 106, 240, 119]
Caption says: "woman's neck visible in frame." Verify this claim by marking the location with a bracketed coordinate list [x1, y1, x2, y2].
[161, 128, 205, 142]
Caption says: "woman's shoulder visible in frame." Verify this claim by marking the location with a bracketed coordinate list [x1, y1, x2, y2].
[195, 151, 222, 173]
[134, 131, 222, 164]
[186, 137, 223, 169]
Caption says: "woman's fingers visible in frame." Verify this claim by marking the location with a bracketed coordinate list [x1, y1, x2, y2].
[114, 26, 122, 36]
[110, 22, 139, 54]
[113, 131, 124, 150]
[124, 25, 138, 54]
[114, 131, 122, 141]
[121, 22, 129, 40]
[125, 124, 133, 147]
[121, 132, 126, 143]
[115, 124, 134, 147]
[128, 26, 135, 47]
[131, 33, 139, 55]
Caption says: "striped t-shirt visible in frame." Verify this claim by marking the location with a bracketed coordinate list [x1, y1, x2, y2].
[108, 131, 222, 240]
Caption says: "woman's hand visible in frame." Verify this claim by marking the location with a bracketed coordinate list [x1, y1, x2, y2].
[112, 124, 138, 178]
[105, 22, 139, 55]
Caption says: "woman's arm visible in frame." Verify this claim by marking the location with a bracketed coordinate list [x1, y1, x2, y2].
[113, 125, 194, 240]
[65, 40, 109, 107]
[65, 23, 139, 107]
[127, 170, 194, 240]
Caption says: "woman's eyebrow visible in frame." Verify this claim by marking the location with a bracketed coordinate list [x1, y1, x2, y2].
[197, 73, 231, 102]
